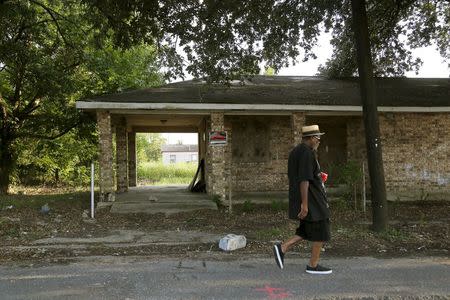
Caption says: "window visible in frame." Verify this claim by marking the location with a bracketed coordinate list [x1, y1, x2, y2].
[170, 154, 176, 164]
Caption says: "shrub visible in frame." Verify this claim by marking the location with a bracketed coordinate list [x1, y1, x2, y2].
[211, 195, 224, 209]
[338, 160, 363, 209]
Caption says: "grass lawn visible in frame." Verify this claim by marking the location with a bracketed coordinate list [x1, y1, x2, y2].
[137, 161, 197, 185]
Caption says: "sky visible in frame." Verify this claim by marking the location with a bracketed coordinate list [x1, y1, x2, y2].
[276, 31, 449, 78]
[163, 133, 198, 144]
[164, 32, 449, 145]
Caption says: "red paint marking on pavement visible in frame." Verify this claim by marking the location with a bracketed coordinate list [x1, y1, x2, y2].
[255, 285, 293, 299]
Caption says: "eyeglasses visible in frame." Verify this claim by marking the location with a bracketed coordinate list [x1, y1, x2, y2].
[313, 136, 321, 141]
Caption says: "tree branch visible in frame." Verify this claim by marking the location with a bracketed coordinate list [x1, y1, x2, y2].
[29, 0, 74, 48]
[12, 63, 25, 107]
[18, 119, 81, 140]
[21, 18, 55, 31]
[0, 96, 8, 122]
[16, 97, 41, 122]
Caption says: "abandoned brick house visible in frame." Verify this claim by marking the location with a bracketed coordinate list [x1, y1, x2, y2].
[76, 76, 450, 202]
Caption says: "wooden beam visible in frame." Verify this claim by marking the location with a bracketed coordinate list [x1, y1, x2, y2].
[132, 126, 198, 133]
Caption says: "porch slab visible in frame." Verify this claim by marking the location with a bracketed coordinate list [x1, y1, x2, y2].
[110, 185, 217, 215]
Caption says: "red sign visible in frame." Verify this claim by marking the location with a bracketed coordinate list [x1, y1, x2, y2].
[209, 131, 227, 144]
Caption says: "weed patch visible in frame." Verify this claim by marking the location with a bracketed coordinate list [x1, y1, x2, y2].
[211, 195, 224, 209]
[242, 200, 255, 213]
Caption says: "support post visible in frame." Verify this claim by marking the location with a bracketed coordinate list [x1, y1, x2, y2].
[91, 162, 95, 219]
[96, 110, 115, 202]
[207, 112, 226, 200]
[362, 162, 366, 213]
[116, 118, 128, 193]
[291, 112, 306, 146]
[128, 131, 137, 187]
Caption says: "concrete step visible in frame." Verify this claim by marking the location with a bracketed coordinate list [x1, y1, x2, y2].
[111, 202, 217, 214]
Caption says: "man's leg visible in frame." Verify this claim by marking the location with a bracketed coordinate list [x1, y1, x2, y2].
[309, 241, 323, 267]
[273, 235, 303, 269]
[306, 241, 332, 274]
[281, 235, 303, 253]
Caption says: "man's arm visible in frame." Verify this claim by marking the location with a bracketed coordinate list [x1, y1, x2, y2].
[298, 180, 309, 219]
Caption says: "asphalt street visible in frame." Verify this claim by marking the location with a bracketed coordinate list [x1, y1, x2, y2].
[0, 255, 449, 299]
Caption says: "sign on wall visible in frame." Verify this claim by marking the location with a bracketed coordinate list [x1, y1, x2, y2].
[209, 131, 227, 145]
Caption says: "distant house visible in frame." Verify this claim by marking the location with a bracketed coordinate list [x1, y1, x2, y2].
[161, 144, 198, 164]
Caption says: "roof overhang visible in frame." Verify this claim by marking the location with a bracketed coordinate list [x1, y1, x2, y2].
[76, 101, 450, 113]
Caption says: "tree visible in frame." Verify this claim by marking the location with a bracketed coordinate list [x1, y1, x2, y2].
[16, 129, 98, 186]
[0, 0, 88, 194]
[0, 1, 163, 193]
[136, 133, 166, 163]
[81, 44, 163, 96]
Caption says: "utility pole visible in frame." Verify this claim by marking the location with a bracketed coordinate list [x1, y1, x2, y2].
[351, 0, 388, 232]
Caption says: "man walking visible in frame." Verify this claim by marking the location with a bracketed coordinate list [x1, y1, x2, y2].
[273, 125, 332, 274]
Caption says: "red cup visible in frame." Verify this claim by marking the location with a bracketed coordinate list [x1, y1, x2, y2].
[320, 172, 328, 183]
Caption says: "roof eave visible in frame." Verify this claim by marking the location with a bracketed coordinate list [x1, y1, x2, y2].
[76, 101, 450, 113]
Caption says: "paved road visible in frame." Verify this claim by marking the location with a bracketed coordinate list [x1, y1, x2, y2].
[0, 256, 449, 299]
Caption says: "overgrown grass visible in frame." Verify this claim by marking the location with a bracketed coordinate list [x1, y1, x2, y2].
[254, 227, 283, 240]
[270, 200, 288, 212]
[377, 227, 412, 242]
[0, 191, 90, 210]
[137, 161, 196, 185]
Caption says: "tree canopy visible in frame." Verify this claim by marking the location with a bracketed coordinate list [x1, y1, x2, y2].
[0, 0, 162, 193]
[79, 0, 449, 81]
[320, 0, 450, 77]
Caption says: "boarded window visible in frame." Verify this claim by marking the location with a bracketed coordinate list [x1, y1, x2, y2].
[232, 117, 270, 163]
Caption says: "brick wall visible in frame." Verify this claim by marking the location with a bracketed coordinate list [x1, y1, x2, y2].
[228, 115, 292, 192]
[347, 113, 450, 200]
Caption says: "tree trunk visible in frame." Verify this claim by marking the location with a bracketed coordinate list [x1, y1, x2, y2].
[351, 0, 388, 232]
[0, 135, 15, 195]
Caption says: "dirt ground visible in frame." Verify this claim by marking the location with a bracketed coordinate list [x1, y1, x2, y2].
[0, 189, 449, 263]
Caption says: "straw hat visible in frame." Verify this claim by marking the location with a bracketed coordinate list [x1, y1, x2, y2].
[301, 125, 325, 137]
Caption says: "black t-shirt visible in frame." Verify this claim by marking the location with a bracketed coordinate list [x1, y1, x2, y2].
[288, 143, 330, 221]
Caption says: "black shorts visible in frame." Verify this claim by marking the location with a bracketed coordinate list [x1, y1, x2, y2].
[295, 218, 330, 242]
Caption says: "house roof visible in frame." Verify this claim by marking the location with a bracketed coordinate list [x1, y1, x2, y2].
[78, 76, 449, 108]
[161, 144, 198, 152]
